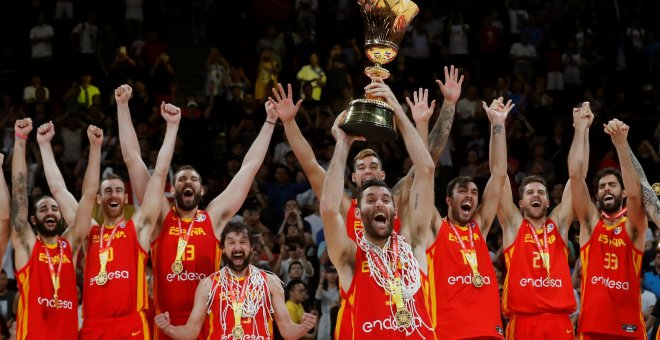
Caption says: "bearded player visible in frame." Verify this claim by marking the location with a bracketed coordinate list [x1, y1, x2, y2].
[497, 104, 593, 339]
[570, 113, 648, 339]
[272, 66, 461, 242]
[76, 103, 181, 339]
[320, 79, 435, 339]
[154, 221, 317, 339]
[12, 119, 102, 339]
[115, 84, 277, 339]
[423, 98, 512, 339]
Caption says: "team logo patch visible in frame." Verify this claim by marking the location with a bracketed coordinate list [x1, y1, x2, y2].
[195, 214, 206, 222]
[118, 222, 126, 228]
[546, 223, 555, 233]
[59, 240, 67, 248]
[614, 226, 622, 235]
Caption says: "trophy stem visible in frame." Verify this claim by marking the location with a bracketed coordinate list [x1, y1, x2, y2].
[365, 64, 391, 80]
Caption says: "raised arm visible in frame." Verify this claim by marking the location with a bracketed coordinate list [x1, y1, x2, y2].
[568, 103, 600, 245]
[36, 121, 78, 225]
[475, 98, 513, 235]
[319, 113, 361, 287]
[207, 101, 276, 238]
[155, 277, 211, 340]
[63, 126, 103, 251]
[268, 274, 317, 339]
[11, 119, 37, 270]
[605, 119, 648, 247]
[405, 87, 436, 146]
[272, 84, 354, 214]
[132, 103, 181, 252]
[0, 154, 9, 265]
[629, 147, 660, 228]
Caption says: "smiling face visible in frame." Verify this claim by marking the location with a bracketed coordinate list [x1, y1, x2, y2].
[519, 181, 549, 220]
[357, 184, 396, 242]
[98, 178, 127, 219]
[31, 197, 66, 237]
[596, 173, 625, 214]
[446, 178, 478, 225]
[352, 155, 385, 187]
[173, 169, 204, 211]
[222, 231, 252, 273]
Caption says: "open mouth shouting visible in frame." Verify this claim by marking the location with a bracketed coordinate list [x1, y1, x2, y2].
[602, 194, 614, 204]
[530, 199, 542, 208]
[183, 187, 195, 200]
[460, 200, 473, 216]
[44, 216, 57, 229]
[232, 252, 246, 265]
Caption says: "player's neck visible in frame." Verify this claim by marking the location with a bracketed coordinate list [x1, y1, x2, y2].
[227, 266, 250, 278]
[103, 215, 124, 226]
[39, 234, 58, 246]
[365, 234, 388, 248]
[447, 215, 469, 228]
[176, 206, 198, 219]
[526, 216, 547, 230]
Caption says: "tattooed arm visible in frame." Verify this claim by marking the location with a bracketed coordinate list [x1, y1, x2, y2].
[11, 119, 37, 270]
[628, 146, 660, 227]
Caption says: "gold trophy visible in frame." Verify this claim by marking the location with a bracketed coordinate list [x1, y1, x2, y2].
[340, 0, 419, 143]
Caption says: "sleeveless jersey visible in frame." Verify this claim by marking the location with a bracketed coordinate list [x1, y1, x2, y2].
[502, 218, 576, 315]
[16, 237, 78, 340]
[207, 268, 274, 339]
[83, 219, 149, 319]
[346, 199, 400, 242]
[578, 218, 645, 337]
[426, 219, 503, 339]
[335, 244, 434, 339]
[152, 209, 220, 322]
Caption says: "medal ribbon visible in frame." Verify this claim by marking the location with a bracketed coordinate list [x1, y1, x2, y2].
[601, 207, 627, 221]
[40, 236, 63, 306]
[527, 220, 550, 278]
[227, 267, 251, 329]
[447, 220, 480, 276]
[367, 233, 405, 311]
[98, 219, 124, 274]
[174, 210, 197, 263]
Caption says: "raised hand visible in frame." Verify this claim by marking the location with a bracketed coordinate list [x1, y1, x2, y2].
[364, 79, 403, 114]
[482, 97, 514, 123]
[154, 312, 171, 330]
[36, 121, 56, 145]
[114, 84, 132, 105]
[405, 88, 436, 125]
[160, 102, 181, 125]
[300, 312, 318, 332]
[604, 119, 629, 146]
[332, 111, 366, 145]
[436, 65, 464, 104]
[87, 125, 103, 146]
[264, 100, 278, 123]
[269, 83, 302, 123]
[14, 118, 33, 137]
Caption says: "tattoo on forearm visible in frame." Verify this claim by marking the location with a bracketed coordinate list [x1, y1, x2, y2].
[629, 146, 660, 221]
[414, 193, 419, 209]
[428, 102, 455, 162]
[493, 124, 503, 135]
[11, 172, 28, 233]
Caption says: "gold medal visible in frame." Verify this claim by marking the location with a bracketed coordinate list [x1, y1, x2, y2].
[95, 271, 108, 286]
[472, 273, 484, 288]
[394, 308, 413, 327]
[653, 183, 660, 195]
[171, 260, 184, 274]
[232, 325, 244, 339]
[54, 293, 60, 309]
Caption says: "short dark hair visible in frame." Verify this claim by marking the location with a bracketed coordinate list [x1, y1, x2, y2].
[286, 279, 305, 294]
[356, 179, 392, 207]
[288, 261, 303, 273]
[518, 175, 548, 199]
[99, 173, 126, 193]
[286, 239, 304, 250]
[32, 195, 57, 216]
[593, 168, 624, 192]
[446, 176, 475, 198]
[174, 165, 202, 184]
[220, 221, 257, 248]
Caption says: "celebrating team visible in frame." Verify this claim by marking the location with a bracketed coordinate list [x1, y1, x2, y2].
[1, 64, 657, 339]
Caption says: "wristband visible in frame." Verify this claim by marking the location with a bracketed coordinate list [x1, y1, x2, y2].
[265, 120, 276, 125]
[15, 133, 28, 140]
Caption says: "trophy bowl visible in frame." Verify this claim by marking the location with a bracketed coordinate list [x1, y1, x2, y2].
[340, 0, 419, 143]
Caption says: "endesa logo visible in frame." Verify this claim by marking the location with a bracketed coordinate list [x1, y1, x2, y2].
[166, 271, 207, 282]
[519, 277, 563, 288]
[590, 275, 630, 290]
[447, 274, 492, 285]
[37, 296, 74, 310]
[362, 315, 423, 333]
[88, 270, 130, 285]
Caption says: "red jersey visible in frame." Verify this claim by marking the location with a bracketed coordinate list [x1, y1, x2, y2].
[502, 218, 576, 315]
[151, 209, 220, 339]
[578, 218, 645, 337]
[16, 237, 78, 340]
[426, 219, 503, 339]
[207, 267, 274, 339]
[335, 240, 434, 339]
[346, 199, 400, 242]
[83, 219, 149, 319]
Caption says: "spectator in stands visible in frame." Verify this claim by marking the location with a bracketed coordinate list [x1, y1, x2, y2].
[29, 13, 54, 80]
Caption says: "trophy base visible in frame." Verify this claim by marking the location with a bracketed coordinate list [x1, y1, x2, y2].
[340, 99, 397, 143]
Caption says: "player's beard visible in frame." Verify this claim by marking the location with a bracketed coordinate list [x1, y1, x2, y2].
[222, 249, 251, 273]
[175, 187, 202, 211]
[522, 204, 548, 220]
[362, 209, 395, 242]
[34, 216, 66, 237]
[598, 194, 623, 214]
